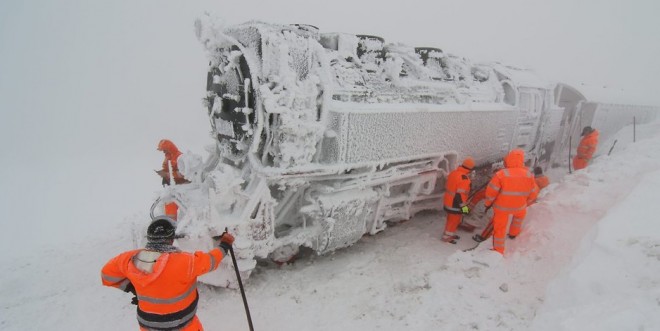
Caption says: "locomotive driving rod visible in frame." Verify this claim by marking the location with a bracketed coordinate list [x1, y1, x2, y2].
[225, 227, 255, 331]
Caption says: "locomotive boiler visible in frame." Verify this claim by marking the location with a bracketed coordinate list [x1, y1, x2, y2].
[147, 18, 658, 287]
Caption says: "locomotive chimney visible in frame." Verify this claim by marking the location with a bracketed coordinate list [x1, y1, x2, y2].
[356, 35, 386, 60]
[414, 47, 444, 66]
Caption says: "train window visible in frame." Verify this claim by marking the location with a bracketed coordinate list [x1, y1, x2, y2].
[502, 82, 516, 106]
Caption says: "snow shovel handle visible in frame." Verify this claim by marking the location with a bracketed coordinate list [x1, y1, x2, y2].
[468, 181, 490, 201]
[225, 227, 254, 331]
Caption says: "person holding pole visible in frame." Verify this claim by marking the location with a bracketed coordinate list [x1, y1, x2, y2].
[481, 149, 538, 255]
[156, 139, 189, 186]
[441, 157, 475, 244]
[101, 216, 235, 331]
[156, 139, 190, 220]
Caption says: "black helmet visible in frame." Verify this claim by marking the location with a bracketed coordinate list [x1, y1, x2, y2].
[581, 126, 593, 137]
[147, 216, 177, 242]
[534, 166, 543, 176]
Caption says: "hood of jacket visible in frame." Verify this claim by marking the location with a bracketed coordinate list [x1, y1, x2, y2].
[504, 149, 525, 168]
[157, 139, 181, 155]
[126, 250, 171, 287]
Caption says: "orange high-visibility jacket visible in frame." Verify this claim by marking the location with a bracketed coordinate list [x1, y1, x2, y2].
[576, 129, 599, 161]
[101, 247, 224, 330]
[535, 175, 549, 190]
[484, 149, 539, 212]
[573, 130, 599, 170]
[158, 139, 186, 183]
[443, 166, 472, 214]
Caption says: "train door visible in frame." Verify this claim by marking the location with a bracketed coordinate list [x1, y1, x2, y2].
[510, 88, 544, 162]
[531, 89, 565, 168]
[549, 83, 587, 167]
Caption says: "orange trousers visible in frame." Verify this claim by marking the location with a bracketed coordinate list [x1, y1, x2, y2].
[491, 208, 527, 254]
[164, 202, 179, 220]
[444, 213, 462, 235]
[140, 315, 203, 331]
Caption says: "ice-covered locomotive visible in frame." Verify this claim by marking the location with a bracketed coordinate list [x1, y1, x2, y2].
[148, 18, 658, 286]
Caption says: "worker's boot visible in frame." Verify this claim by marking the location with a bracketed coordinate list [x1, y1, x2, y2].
[440, 233, 461, 244]
[441, 234, 458, 244]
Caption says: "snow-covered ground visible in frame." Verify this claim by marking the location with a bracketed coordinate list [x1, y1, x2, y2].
[3, 2, 660, 330]
[1, 121, 658, 330]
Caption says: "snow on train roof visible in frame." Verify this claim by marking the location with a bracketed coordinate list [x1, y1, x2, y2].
[195, 17, 579, 99]
[197, 17, 563, 107]
[576, 83, 645, 105]
[489, 63, 555, 89]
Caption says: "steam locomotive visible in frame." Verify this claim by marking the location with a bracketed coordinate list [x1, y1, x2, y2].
[148, 18, 658, 286]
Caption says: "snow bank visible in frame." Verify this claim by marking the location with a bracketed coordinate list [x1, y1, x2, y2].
[531, 122, 660, 331]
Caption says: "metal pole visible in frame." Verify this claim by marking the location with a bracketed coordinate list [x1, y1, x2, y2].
[226, 228, 254, 331]
[467, 181, 490, 201]
[608, 140, 618, 156]
[168, 160, 174, 186]
[568, 135, 573, 174]
[634, 116, 636, 143]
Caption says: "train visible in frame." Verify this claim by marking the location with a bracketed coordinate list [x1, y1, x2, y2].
[145, 18, 659, 287]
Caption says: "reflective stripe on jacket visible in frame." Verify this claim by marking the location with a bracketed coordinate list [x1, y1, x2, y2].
[484, 150, 538, 212]
[443, 166, 471, 214]
[101, 247, 224, 330]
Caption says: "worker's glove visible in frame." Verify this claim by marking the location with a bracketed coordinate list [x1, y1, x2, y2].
[162, 177, 170, 186]
[124, 282, 137, 295]
[215, 232, 235, 252]
[123, 283, 138, 305]
[484, 204, 492, 213]
[461, 206, 470, 215]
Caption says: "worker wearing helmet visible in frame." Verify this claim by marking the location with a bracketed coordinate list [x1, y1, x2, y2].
[441, 157, 475, 244]
[101, 217, 235, 331]
[483, 149, 539, 254]
[573, 126, 599, 170]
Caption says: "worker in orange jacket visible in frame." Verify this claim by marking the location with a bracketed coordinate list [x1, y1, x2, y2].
[157, 139, 189, 186]
[533, 166, 550, 190]
[157, 139, 190, 220]
[573, 126, 599, 170]
[472, 166, 544, 243]
[441, 157, 475, 244]
[101, 217, 235, 331]
[483, 149, 539, 254]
